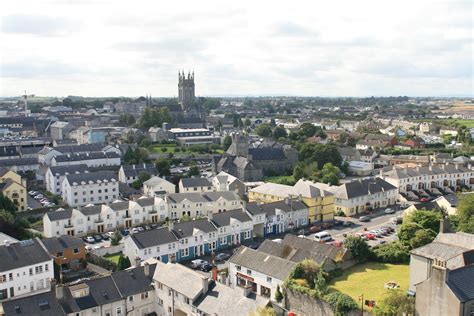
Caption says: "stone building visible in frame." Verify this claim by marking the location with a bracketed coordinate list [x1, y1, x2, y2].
[215, 133, 298, 181]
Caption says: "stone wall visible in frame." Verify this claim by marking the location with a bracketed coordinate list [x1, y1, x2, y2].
[284, 289, 360, 316]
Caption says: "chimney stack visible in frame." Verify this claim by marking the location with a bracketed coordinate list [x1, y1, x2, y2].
[55, 284, 64, 300]
[440, 217, 452, 234]
[201, 277, 209, 295]
[144, 262, 150, 277]
[168, 221, 174, 232]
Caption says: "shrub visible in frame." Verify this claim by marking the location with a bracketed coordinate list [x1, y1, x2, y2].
[274, 284, 283, 303]
[293, 278, 309, 287]
[325, 291, 358, 315]
[370, 241, 410, 263]
[344, 235, 370, 263]
[335, 210, 345, 217]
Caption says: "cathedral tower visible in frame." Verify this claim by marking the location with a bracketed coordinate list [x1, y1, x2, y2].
[178, 70, 195, 112]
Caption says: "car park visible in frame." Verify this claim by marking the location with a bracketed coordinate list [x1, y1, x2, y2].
[215, 253, 231, 262]
[363, 233, 375, 240]
[85, 236, 95, 243]
[101, 233, 110, 240]
[191, 259, 208, 269]
[359, 216, 371, 222]
[121, 229, 130, 236]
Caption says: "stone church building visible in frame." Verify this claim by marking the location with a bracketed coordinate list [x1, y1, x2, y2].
[214, 133, 298, 181]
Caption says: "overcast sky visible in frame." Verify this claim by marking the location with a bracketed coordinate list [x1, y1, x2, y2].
[0, 0, 472, 97]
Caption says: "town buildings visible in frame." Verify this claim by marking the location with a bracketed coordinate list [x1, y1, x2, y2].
[45, 164, 90, 195]
[178, 177, 213, 193]
[118, 164, 158, 185]
[0, 168, 27, 211]
[40, 235, 86, 271]
[143, 176, 176, 196]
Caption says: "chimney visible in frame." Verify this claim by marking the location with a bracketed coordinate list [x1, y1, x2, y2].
[201, 277, 209, 295]
[55, 285, 64, 300]
[4, 240, 10, 247]
[134, 256, 141, 267]
[440, 217, 452, 234]
[284, 197, 289, 205]
[168, 221, 174, 232]
[208, 212, 213, 221]
[133, 165, 136, 170]
[144, 262, 150, 277]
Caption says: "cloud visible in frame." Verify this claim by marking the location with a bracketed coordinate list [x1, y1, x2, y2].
[1, 14, 82, 36]
[0, 60, 84, 78]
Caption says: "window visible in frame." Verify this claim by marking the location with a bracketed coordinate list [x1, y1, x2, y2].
[267, 276, 272, 283]
[129, 296, 133, 301]
[158, 298, 163, 305]
[56, 252, 64, 257]
[45, 264, 49, 271]
[247, 269, 252, 275]
[116, 306, 122, 315]
[8, 273, 12, 281]
[236, 265, 241, 271]
[141, 291, 149, 300]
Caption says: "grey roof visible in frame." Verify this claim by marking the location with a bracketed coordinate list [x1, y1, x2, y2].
[167, 191, 240, 204]
[245, 202, 266, 215]
[79, 205, 103, 216]
[129, 227, 178, 249]
[180, 177, 212, 188]
[65, 170, 116, 185]
[56, 143, 106, 154]
[61, 276, 122, 312]
[121, 164, 157, 177]
[2, 290, 65, 316]
[248, 147, 285, 160]
[334, 177, 397, 199]
[172, 218, 217, 239]
[41, 235, 85, 253]
[48, 164, 89, 176]
[136, 197, 155, 207]
[229, 246, 297, 280]
[411, 232, 474, 262]
[257, 199, 307, 217]
[111, 264, 156, 297]
[447, 265, 474, 302]
[108, 200, 130, 211]
[211, 209, 252, 227]
[0, 157, 38, 167]
[0, 239, 51, 272]
[384, 164, 470, 179]
[54, 151, 120, 162]
[45, 209, 72, 221]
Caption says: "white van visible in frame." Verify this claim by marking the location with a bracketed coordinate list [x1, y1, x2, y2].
[314, 231, 332, 243]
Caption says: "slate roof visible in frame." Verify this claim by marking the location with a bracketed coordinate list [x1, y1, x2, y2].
[79, 205, 103, 216]
[108, 200, 131, 211]
[229, 246, 297, 280]
[248, 147, 285, 160]
[334, 177, 397, 200]
[245, 202, 266, 215]
[411, 232, 474, 262]
[111, 264, 156, 297]
[0, 157, 39, 167]
[172, 218, 217, 239]
[53, 151, 120, 162]
[121, 164, 157, 177]
[45, 209, 72, 221]
[129, 228, 178, 249]
[167, 191, 240, 204]
[0, 239, 51, 272]
[61, 276, 122, 312]
[211, 209, 252, 227]
[2, 290, 65, 316]
[41, 235, 85, 253]
[48, 164, 89, 176]
[65, 170, 116, 185]
[384, 164, 470, 179]
[257, 199, 307, 217]
[180, 177, 212, 188]
[447, 265, 474, 302]
[136, 196, 155, 207]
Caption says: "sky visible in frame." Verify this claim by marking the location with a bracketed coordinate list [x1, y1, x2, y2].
[0, 0, 472, 97]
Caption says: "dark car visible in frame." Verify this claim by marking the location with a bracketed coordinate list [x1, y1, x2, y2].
[93, 235, 103, 242]
[101, 233, 110, 240]
[121, 229, 130, 236]
[248, 244, 259, 250]
[343, 221, 354, 227]
[359, 216, 371, 222]
[150, 223, 159, 229]
[199, 263, 213, 272]
[333, 220, 344, 226]
[322, 222, 334, 229]
[309, 225, 321, 233]
[215, 253, 231, 262]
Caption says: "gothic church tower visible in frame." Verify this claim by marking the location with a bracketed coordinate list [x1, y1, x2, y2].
[178, 70, 195, 112]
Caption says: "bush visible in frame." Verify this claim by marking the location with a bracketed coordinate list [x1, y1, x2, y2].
[335, 210, 345, 217]
[343, 236, 370, 263]
[327, 268, 343, 281]
[325, 291, 358, 315]
[370, 241, 410, 263]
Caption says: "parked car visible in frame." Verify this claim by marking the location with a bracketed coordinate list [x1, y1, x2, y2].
[85, 236, 95, 244]
[369, 230, 383, 238]
[384, 208, 395, 214]
[150, 223, 159, 229]
[333, 220, 344, 226]
[199, 263, 213, 272]
[215, 253, 231, 262]
[144, 225, 151, 230]
[343, 221, 354, 227]
[321, 222, 334, 229]
[131, 227, 140, 234]
[419, 197, 429, 202]
[364, 233, 376, 240]
[34, 194, 44, 199]
[359, 216, 371, 222]
[191, 259, 208, 269]
[28, 190, 37, 195]
[101, 233, 110, 240]
[93, 235, 103, 242]
[248, 244, 259, 250]
[121, 229, 130, 236]
[106, 231, 115, 238]
[309, 225, 321, 233]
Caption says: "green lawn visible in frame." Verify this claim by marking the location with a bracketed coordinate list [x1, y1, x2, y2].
[103, 252, 122, 264]
[263, 175, 295, 185]
[328, 262, 409, 306]
[149, 144, 178, 153]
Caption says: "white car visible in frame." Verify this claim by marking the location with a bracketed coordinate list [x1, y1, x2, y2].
[131, 227, 140, 234]
[191, 259, 208, 269]
[85, 236, 95, 243]
[384, 208, 395, 214]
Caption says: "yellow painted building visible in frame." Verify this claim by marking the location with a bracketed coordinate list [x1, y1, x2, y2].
[248, 179, 335, 222]
[0, 168, 27, 211]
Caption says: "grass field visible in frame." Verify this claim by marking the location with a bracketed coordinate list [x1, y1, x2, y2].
[328, 262, 409, 306]
[263, 175, 295, 185]
[103, 252, 122, 264]
[149, 144, 178, 153]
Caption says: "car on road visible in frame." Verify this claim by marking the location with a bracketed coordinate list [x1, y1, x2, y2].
[215, 253, 231, 262]
[191, 259, 209, 269]
[131, 227, 140, 234]
[333, 220, 344, 226]
[314, 231, 332, 243]
[364, 233, 376, 240]
[121, 229, 130, 236]
[359, 216, 371, 222]
[199, 263, 213, 272]
[85, 236, 95, 243]
[384, 208, 395, 214]
[343, 221, 354, 227]
[309, 225, 321, 233]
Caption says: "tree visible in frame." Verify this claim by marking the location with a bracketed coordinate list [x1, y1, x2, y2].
[370, 241, 410, 263]
[293, 165, 304, 181]
[131, 172, 151, 189]
[155, 158, 171, 176]
[187, 165, 200, 177]
[299, 122, 317, 138]
[398, 210, 440, 249]
[138, 107, 172, 128]
[110, 230, 122, 246]
[0, 193, 17, 214]
[455, 194, 474, 233]
[320, 163, 341, 186]
[118, 113, 136, 126]
[274, 284, 283, 303]
[117, 255, 131, 271]
[248, 307, 276, 316]
[223, 135, 232, 151]
[325, 291, 358, 315]
[343, 235, 370, 263]
[256, 124, 272, 138]
[410, 229, 435, 249]
[272, 125, 288, 139]
[375, 290, 415, 315]
[270, 118, 276, 127]
[244, 118, 252, 127]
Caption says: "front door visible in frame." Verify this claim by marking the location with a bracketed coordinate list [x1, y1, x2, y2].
[97, 225, 104, 233]
[152, 215, 158, 223]
[125, 220, 132, 228]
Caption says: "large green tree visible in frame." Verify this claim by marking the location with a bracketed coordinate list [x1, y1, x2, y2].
[272, 126, 288, 139]
[138, 107, 172, 128]
[455, 194, 474, 233]
[255, 124, 272, 138]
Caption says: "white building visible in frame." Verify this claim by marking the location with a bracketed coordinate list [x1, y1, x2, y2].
[178, 177, 213, 193]
[212, 171, 246, 198]
[0, 239, 54, 301]
[228, 246, 296, 299]
[45, 164, 89, 195]
[118, 164, 158, 185]
[62, 170, 118, 207]
[382, 164, 473, 193]
[143, 176, 176, 196]
[51, 151, 121, 168]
